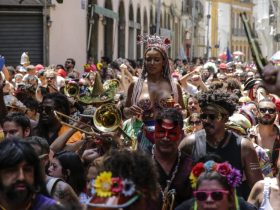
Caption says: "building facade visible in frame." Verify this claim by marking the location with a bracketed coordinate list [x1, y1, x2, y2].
[206, 0, 280, 61]
[87, 0, 186, 63]
[1, 0, 190, 70]
[206, 0, 254, 61]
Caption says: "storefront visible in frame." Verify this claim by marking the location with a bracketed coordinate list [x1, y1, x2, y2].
[0, 0, 44, 67]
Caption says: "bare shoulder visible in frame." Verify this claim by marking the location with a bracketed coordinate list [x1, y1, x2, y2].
[241, 137, 255, 150]
[179, 133, 196, 155]
[248, 179, 265, 205]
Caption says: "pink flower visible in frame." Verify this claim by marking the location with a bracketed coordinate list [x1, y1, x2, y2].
[216, 163, 232, 176]
[111, 177, 123, 194]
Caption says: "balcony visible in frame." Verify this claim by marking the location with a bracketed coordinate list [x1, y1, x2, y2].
[232, 28, 246, 37]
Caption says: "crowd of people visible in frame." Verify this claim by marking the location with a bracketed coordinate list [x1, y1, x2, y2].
[1, 34, 280, 210]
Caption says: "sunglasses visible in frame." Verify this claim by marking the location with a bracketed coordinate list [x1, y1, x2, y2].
[46, 77, 55, 80]
[259, 108, 276, 114]
[38, 106, 54, 114]
[190, 120, 201, 125]
[200, 113, 217, 121]
[194, 190, 229, 201]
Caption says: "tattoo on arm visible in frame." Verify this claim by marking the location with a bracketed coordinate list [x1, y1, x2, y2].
[53, 182, 81, 209]
[249, 163, 261, 171]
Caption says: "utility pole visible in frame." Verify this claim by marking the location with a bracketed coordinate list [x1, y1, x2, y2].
[206, 0, 211, 60]
[156, 0, 161, 35]
[190, 0, 196, 61]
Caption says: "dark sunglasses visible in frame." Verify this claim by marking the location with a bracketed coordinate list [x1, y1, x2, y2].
[190, 120, 201, 125]
[38, 106, 54, 114]
[259, 108, 276, 114]
[200, 113, 217, 121]
[194, 190, 229, 201]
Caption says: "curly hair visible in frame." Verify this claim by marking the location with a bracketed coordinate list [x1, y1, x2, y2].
[225, 78, 241, 91]
[101, 149, 159, 200]
[156, 108, 184, 128]
[196, 89, 237, 116]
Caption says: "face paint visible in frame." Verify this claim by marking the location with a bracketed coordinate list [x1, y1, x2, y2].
[155, 120, 181, 142]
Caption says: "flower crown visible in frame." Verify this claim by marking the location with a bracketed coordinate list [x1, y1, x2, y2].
[137, 34, 171, 53]
[189, 161, 242, 189]
[93, 171, 136, 198]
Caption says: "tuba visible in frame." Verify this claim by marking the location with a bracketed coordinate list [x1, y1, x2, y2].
[64, 82, 80, 98]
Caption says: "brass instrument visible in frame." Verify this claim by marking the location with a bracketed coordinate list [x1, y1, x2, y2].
[54, 104, 135, 148]
[64, 82, 80, 98]
[240, 12, 276, 84]
[53, 110, 99, 136]
[93, 103, 135, 148]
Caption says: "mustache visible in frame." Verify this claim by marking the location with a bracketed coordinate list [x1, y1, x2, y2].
[203, 123, 214, 129]
[3, 181, 35, 202]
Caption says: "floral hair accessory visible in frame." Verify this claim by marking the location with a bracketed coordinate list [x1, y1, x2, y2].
[93, 171, 136, 198]
[87, 171, 139, 209]
[189, 161, 242, 189]
[83, 63, 96, 72]
[137, 34, 171, 53]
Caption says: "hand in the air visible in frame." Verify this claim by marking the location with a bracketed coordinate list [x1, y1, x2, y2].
[262, 63, 280, 96]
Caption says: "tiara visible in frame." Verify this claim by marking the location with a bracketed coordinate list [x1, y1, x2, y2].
[189, 161, 242, 189]
[137, 34, 171, 53]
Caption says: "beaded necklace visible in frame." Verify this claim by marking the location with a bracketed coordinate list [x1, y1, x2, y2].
[152, 145, 181, 210]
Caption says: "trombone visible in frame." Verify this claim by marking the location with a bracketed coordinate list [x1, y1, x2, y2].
[53, 104, 135, 147]
[53, 111, 99, 136]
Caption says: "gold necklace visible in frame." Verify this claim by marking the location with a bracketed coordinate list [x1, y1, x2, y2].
[152, 145, 181, 210]
[0, 200, 32, 210]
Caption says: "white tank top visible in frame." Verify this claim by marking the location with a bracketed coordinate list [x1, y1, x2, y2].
[259, 177, 274, 210]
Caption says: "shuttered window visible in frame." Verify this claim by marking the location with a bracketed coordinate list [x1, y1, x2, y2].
[0, 7, 43, 67]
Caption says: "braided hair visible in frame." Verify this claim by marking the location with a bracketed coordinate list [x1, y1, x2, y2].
[131, 47, 178, 105]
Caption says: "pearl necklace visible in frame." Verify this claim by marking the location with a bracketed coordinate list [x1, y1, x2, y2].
[152, 145, 181, 209]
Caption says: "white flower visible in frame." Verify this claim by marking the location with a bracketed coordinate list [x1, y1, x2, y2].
[122, 179, 135, 196]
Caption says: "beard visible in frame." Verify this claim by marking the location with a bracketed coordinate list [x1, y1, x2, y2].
[0, 180, 35, 205]
[258, 115, 276, 125]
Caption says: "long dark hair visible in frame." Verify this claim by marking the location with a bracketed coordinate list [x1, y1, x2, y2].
[0, 138, 48, 196]
[54, 151, 86, 195]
